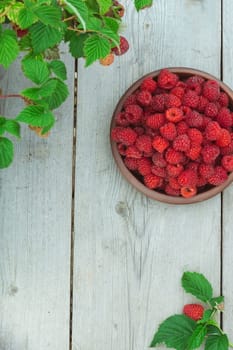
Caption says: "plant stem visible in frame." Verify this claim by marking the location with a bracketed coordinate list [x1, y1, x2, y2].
[63, 15, 76, 22]
[229, 342, 233, 348]
[0, 94, 24, 100]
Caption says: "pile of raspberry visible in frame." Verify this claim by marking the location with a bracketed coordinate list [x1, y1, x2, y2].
[111, 69, 233, 198]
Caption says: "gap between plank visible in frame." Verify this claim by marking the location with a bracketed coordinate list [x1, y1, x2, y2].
[220, 0, 223, 329]
[69, 58, 78, 350]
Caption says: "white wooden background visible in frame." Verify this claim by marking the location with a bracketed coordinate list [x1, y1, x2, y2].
[1, 1, 233, 349]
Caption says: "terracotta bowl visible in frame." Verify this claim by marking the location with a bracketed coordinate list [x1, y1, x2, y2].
[110, 68, 233, 204]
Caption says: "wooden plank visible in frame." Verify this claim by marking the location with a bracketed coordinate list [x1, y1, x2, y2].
[0, 45, 74, 350]
[72, 1, 222, 349]
[221, 0, 233, 341]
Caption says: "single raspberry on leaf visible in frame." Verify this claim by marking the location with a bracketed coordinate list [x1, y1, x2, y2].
[146, 113, 166, 129]
[205, 102, 219, 118]
[112, 36, 129, 56]
[138, 157, 152, 175]
[216, 107, 232, 128]
[165, 148, 186, 164]
[166, 164, 184, 177]
[178, 169, 197, 187]
[165, 94, 181, 108]
[150, 94, 166, 112]
[173, 134, 191, 152]
[111, 127, 137, 145]
[183, 304, 204, 321]
[125, 104, 143, 124]
[99, 53, 114, 66]
[186, 110, 203, 128]
[124, 157, 138, 170]
[143, 173, 161, 189]
[201, 144, 220, 164]
[182, 90, 199, 108]
[125, 145, 142, 158]
[199, 164, 215, 179]
[205, 121, 222, 141]
[135, 134, 152, 153]
[160, 122, 177, 141]
[152, 136, 169, 153]
[187, 128, 203, 144]
[218, 92, 229, 107]
[208, 166, 228, 185]
[140, 77, 157, 93]
[166, 107, 183, 123]
[116, 112, 129, 126]
[221, 155, 233, 172]
[165, 185, 180, 196]
[137, 90, 152, 106]
[181, 186, 197, 198]
[216, 129, 231, 147]
[203, 80, 220, 101]
[157, 69, 179, 89]
[151, 165, 166, 178]
[152, 153, 167, 167]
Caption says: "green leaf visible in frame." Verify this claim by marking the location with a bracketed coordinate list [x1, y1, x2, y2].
[41, 119, 55, 134]
[207, 325, 222, 337]
[150, 314, 196, 349]
[16, 105, 55, 127]
[134, 0, 153, 11]
[18, 7, 37, 29]
[44, 78, 69, 109]
[209, 296, 224, 308]
[198, 309, 213, 324]
[84, 34, 111, 66]
[33, 5, 62, 27]
[7, 2, 24, 25]
[22, 58, 50, 84]
[69, 33, 90, 58]
[49, 60, 67, 80]
[96, 0, 112, 14]
[188, 324, 207, 349]
[63, 0, 88, 31]
[205, 333, 229, 350]
[103, 17, 120, 33]
[21, 87, 42, 99]
[4, 120, 20, 138]
[0, 116, 6, 135]
[30, 22, 63, 53]
[0, 137, 14, 168]
[0, 29, 19, 68]
[182, 272, 213, 302]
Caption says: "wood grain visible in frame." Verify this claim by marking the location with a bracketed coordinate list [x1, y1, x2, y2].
[0, 45, 74, 350]
[72, 1, 222, 349]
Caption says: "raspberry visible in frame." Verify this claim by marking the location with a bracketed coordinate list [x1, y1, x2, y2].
[112, 36, 129, 55]
[145, 127, 159, 138]
[216, 129, 231, 147]
[150, 94, 166, 112]
[125, 104, 143, 124]
[166, 163, 184, 177]
[197, 96, 208, 112]
[157, 69, 179, 89]
[182, 90, 199, 108]
[138, 157, 152, 175]
[186, 77, 202, 95]
[178, 169, 197, 187]
[201, 144, 220, 164]
[196, 176, 207, 187]
[125, 145, 142, 158]
[160, 122, 177, 141]
[151, 165, 166, 177]
[143, 173, 161, 189]
[199, 164, 214, 179]
[218, 92, 229, 107]
[123, 94, 137, 108]
[186, 144, 201, 160]
[180, 186, 197, 198]
[186, 110, 203, 128]
[99, 53, 114, 66]
[169, 177, 181, 190]
[221, 141, 233, 155]
[181, 106, 192, 117]
[173, 134, 190, 152]
[152, 153, 167, 167]
[187, 128, 203, 144]
[166, 107, 183, 123]
[111, 127, 137, 145]
[116, 112, 129, 126]
[186, 75, 205, 86]
[140, 77, 157, 93]
[176, 121, 189, 135]
[165, 185, 180, 196]
[186, 162, 199, 173]
[137, 90, 152, 106]
[124, 157, 138, 170]
[203, 80, 220, 101]
[165, 94, 181, 108]
[208, 166, 228, 185]
[165, 148, 186, 164]
[135, 134, 152, 153]
[113, 1, 125, 17]
[134, 126, 145, 135]
[146, 113, 165, 129]
[152, 136, 169, 153]
[221, 155, 233, 171]
[205, 102, 218, 118]
[170, 86, 185, 99]
[205, 121, 222, 141]
[117, 143, 127, 155]
[202, 116, 212, 130]
[216, 108, 232, 128]
[176, 81, 187, 89]
[183, 304, 204, 321]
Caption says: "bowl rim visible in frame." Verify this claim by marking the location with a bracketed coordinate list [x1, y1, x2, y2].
[110, 67, 233, 204]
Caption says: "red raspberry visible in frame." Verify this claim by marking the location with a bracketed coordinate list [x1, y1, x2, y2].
[176, 81, 187, 89]
[152, 136, 169, 153]
[208, 166, 228, 185]
[201, 144, 220, 164]
[146, 113, 165, 129]
[216, 129, 231, 147]
[124, 157, 138, 170]
[166, 163, 184, 177]
[169, 177, 181, 190]
[112, 36, 129, 55]
[182, 90, 199, 108]
[186, 162, 199, 173]
[183, 304, 204, 321]
[187, 128, 203, 144]
[143, 106, 154, 117]
[181, 106, 192, 117]
[196, 176, 207, 187]
[125, 104, 143, 124]
[117, 143, 127, 155]
[144, 173, 161, 189]
[165, 185, 180, 196]
[166, 107, 183, 123]
[125, 145, 142, 158]
[151, 165, 166, 177]
[123, 94, 137, 108]
[176, 121, 189, 135]
[197, 96, 208, 112]
[152, 153, 167, 167]
[134, 126, 145, 135]
[135, 134, 152, 153]
[150, 94, 166, 112]
[171, 86, 185, 99]
[186, 77, 202, 95]
[116, 112, 129, 126]
[186, 144, 202, 160]
[205, 102, 218, 118]
[205, 121, 222, 141]
[202, 116, 212, 130]
[111, 127, 137, 145]
[157, 69, 179, 89]
[138, 157, 152, 175]
[180, 186, 197, 198]
[222, 155, 233, 172]
[218, 92, 229, 107]
[160, 122, 177, 141]
[165, 94, 181, 108]
[221, 141, 233, 155]
[178, 169, 197, 187]
[173, 134, 191, 152]
[140, 77, 157, 93]
[137, 90, 152, 106]
[145, 127, 159, 138]
[216, 108, 232, 128]
[186, 110, 203, 128]
[203, 80, 220, 101]
[186, 75, 205, 85]
[165, 148, 186, 164]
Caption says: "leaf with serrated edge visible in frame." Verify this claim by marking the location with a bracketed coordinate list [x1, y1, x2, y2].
[182, 272, 213, 302]
[30, 22, 63, 53]
[49, 60, 67, 80]
[16, 105, 55, 127]
[0, 29, 19, 68]
[44, 79, 69, 109]
[134, 0, 152, 11]
[33, 5, 62, 27]
[205, 333, 229, 350]
[22, 58, 50, 84]
[69, 33, 89, 58]
[7, 2, 24, 25]
[4, 120, 20, 138]
[84, 34, 110, 66]
[198, 309, 213, 324]
[188, 324, 207, 350]
[96, 0, 112, 14]
[150, 314, 196, 349]
[18, 7, 37, 29]
[0, 137, 14, 168]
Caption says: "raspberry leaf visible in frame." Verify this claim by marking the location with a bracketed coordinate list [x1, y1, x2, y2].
[150, 314, 196, 349]
[182, 272, 213, 302]
[30, 22, 63, 54]
[48, 60, 67, 81]
[22, 58, 50, 85]
[198, 309, 213, 324]
[205, 333, 229, 350]
[84, 34, 111, 66]
[32, 5, 62, 28]
[16, 105, 55, 127]
[4, 120, 21, 138]
[209, 296, 224, 308]
[134, 0, 153, 11]
[69, 33, 90, 58]
[0, 28, 19, 68]
[188, 324, 207, 350]
[43, 78, 69, 109]
[18, 7, 37, 29]
[96, 0, 112, 15]
[0, 137, 14, 168]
